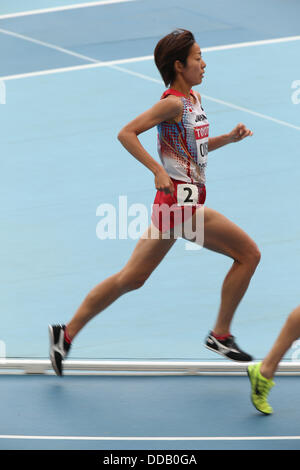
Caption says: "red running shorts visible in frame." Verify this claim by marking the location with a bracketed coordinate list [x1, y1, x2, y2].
[151, 178, 206, 233]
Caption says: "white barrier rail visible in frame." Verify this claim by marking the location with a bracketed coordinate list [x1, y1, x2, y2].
[0, 360, 300, 375]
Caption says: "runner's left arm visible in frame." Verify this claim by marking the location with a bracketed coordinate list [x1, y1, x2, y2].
[208, 123, 253, 152]
[194, 92, 253, 152]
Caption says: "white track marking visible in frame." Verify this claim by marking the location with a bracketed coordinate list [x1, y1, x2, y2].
[201, 35, 300, 51]
[110, 64, 162, 84]
[97, 67, 300, 132]
[200, 95, 300, 131]
[0, 29, 299, 132]
[0, 0, 135, 20]
[0, 27, 101, 63]
[0, 56, 155, 81]
[1, 34, 300, 81]
[0, 63, 102, 81]
[0, 435, 300, 441]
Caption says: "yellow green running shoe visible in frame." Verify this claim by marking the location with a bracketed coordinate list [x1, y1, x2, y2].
[247, 362, 275, 415]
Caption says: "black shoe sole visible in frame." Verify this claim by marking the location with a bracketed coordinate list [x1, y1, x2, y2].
[48, 325, 63, 376]
[205, 344, 252, 362]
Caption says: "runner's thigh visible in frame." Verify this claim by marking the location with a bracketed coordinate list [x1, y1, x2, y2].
[121, 224, 177, 279]
[203, 207, 260, 260]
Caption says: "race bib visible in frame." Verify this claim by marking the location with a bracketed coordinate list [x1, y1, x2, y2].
[194, 124, 209, 166]
[177, 184, 199, 206]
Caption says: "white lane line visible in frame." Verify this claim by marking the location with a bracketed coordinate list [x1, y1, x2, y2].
[0, 27, 161, 85]
[2, 33, 300, 82]
[0, 27, 101, 64]
[201, 35, 300, 51]
[0, 28, 161, 85]
[201, 95, 300, 132]
[0, 63, 102, 81]
[0, 28, 299, 132]
[105, 68, 300, 132]
[0, 56, 155, 81]
[110, 64, 162, 84]
[0, 435, 300, 441]
[0, 0, 135, 20]
[95, 67, 300, 132]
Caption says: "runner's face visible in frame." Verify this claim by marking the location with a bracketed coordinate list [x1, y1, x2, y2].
[182, 43, 206, 86]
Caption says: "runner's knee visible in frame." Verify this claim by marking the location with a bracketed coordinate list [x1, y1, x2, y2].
[117, 269, 150, 293]
[286, 306, 300, 328]
[249, 244, 261, 268]
[239, 243, 261, 271]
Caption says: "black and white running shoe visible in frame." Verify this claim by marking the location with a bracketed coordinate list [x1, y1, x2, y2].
[49, 324, 71, 376]
[205, 331, 253, 362]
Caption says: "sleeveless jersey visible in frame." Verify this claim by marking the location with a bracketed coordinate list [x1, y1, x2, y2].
[157, 88, 209, 185]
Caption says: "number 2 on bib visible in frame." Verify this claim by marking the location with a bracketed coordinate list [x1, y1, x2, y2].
[177, 184, 199, 206]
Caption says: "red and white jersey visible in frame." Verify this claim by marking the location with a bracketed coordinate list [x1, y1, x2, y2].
[157, 88, 209, 184]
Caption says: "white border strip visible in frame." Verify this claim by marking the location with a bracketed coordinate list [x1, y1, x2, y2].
[0, 434, 300, 441]
[0, 360, 300, 375]
[0, 0, 135, 20]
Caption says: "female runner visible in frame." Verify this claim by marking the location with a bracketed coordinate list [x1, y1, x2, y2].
[49, 29, 259, 376]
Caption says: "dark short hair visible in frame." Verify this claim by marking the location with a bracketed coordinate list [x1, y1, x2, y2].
[154, 29, 195, 87]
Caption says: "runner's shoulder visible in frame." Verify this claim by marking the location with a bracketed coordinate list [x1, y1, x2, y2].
[162, 94, 183, 111]
[156, 95, 183, 121]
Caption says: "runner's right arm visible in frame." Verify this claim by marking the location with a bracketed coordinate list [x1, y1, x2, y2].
[118, 97, 182, 195]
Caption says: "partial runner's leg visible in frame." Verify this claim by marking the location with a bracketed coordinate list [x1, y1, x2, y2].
[260, 305, 300, 379]
[181, 206, 260, 361]
[66, 225, 176, 340]
[184, 206, 261, 335]
[247, 305, 300, 415]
